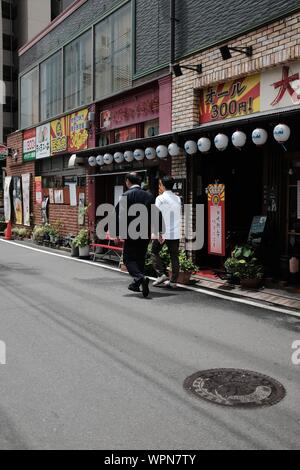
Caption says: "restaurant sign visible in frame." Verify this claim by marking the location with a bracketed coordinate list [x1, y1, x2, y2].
[200, 75, 260, 124]
[207, 184, 225, 257]
[200, 62, 300, 124]
[100, 89, 159, 130]
[36, 123, 51, 159]
[23, 129, 36, 162]
[0, 144, 9, 160]
[68, 108, 89, 153]
[51, 117, 68, 154]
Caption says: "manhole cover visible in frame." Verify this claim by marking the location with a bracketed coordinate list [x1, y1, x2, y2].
[183, 369, 286, 408]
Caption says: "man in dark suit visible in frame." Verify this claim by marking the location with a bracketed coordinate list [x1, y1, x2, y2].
[116, 172, 154, 298]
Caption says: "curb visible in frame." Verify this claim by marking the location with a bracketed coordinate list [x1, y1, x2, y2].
[1, 238, 300, 319]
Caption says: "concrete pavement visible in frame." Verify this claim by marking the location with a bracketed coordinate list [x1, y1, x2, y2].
[0, 241, 299, 449]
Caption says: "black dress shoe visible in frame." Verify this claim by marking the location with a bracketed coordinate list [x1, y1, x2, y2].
[141, 277, 150, 298]
[128, 283, 141, 293]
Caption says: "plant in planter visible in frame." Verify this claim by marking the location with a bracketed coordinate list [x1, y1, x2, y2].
[12, 227, 20, 239]
[73, 229, 90, 258]
[174, 250, 198, 285]
[145, 244, 171, 277]
[18, 228, 28, 240]
[32, 225, 46, 245]
[234, 258, 264, 289]
[225, 244, 257, 285]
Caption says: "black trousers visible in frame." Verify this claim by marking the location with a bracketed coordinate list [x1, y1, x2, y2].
[152, 239, 180, 283]
[123, 239, 149, 285]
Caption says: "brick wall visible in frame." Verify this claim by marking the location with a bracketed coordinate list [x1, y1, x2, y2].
[7, 131, 89, 236]
[172, 11, 300, 131]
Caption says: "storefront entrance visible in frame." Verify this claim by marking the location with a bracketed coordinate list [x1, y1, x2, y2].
[195, 138, 264, 269]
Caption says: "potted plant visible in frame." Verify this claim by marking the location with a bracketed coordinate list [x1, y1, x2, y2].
[176, 250, 198, 284]
[224, 257, 241, 285]
[71, 239, 80, 258]
[73, 229, 90, 258]
[167, 250, 198, 285]
[225, 245, 255, 285]
[32, 225, 46, 245]
[18, 228, 28, 240]
[225, 244, 264, 289]
[234, 258, 264, 289]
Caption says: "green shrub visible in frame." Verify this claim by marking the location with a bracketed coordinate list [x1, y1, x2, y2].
[73, 229, 90, 248]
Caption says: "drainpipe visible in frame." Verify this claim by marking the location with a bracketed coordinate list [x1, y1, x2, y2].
[170, 0, 176, 67]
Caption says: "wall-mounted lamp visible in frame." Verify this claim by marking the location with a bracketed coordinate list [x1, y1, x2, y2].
[220, 45, 253, 60]
[171, 63, 202, 77]
[9, 149, 18, 161]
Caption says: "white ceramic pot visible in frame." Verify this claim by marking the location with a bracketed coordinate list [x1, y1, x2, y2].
[79, 246, 90, 258]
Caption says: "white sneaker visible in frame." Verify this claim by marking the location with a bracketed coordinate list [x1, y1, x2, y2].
[164, 281, 178, 289]
[153, 274, 168, 286]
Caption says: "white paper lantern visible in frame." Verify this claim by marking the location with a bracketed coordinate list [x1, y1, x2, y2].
[273, 124, 291, 143]
[232, 131, 247, 148]
[88, 156, 97, 167]
[114, 152, 124, 164]
[124, 150, 134, 163]
[96, 155, 104, 166]
[168, 143, 180, 157]
[198, 137, 211, 153]
[145, 147, 156, 160]
[252, 128, 268, 146]
[103, 153, 113, 165]
[214, 133, 229, 151]
[156, 145, 168, 159]
[134, 149, 145, 161]
[184, 140, 198, 155]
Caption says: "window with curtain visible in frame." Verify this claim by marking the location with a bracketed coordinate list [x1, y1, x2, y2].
[20, 67, 39, 128]
[64, 30, 92, 111]
[95, 2, 132, 100]
[40, 51, 62, 121]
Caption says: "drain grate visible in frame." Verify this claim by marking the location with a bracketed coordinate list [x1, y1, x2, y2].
[183, 369, 286, 408]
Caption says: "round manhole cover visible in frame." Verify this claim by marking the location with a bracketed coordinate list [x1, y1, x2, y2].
[183, 369, 286, 408]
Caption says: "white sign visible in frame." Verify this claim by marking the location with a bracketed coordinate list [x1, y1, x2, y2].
[4, 176, 12, 223]
[54, 190, 64, 204]
[36, 123, 51, 159]
[261, 62, 300, 112]
[210, 205, 223, 254]
[69, 184, 77, 207]
[22, 174, 31, 227]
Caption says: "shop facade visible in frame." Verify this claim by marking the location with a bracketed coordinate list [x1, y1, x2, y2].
[171, 10, 300, 280]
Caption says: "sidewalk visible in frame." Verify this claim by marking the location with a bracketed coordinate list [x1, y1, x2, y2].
[2, 237, 300, 315]
[192, 273, 300, 312]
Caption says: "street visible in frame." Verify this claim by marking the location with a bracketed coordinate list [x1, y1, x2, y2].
[0, 240, 299, 450]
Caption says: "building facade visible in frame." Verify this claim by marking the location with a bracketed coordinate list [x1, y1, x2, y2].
[5, 0, 300, 280]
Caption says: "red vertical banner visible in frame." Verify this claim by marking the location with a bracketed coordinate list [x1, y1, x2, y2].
[208, 184, 226, 256]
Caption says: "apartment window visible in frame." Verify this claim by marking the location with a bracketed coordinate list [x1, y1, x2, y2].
[40, 51, 62, 121]
[64, 30, 92, 111]
[95, 2, 132, 100]
[20, 67, 39, 128]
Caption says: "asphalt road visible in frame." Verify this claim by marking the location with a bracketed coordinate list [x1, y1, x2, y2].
[0, 240, 299, 450]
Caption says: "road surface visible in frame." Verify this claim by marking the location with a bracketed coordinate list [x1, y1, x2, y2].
[0, 240, 299, 450]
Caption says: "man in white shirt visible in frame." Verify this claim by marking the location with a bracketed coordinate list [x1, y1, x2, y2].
[152, 176, 182, 288]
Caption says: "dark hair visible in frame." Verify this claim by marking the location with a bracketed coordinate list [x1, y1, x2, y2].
[125, 172, 142, 186]
[160, 175, 175, 191]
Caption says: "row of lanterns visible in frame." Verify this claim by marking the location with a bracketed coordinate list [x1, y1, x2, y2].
[88, 124, 291, 166]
